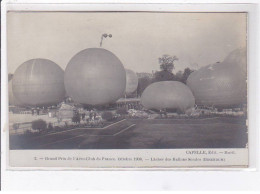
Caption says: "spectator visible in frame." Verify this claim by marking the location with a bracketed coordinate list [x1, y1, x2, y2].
[93, 112, 97, 120]
[163, 109, 167, 118]
[159, 109, 163, 118]
[90, 110, 93, 120]
[82, 113, 86, 121]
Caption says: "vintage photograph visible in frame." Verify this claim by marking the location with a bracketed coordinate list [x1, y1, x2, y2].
[7, 12, 247, 151]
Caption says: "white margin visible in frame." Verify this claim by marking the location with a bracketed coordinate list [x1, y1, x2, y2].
[1, 0, 260, 190]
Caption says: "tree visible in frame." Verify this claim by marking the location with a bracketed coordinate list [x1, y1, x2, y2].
[31, 119, 47, 133]
[175, 71, 183, 82]
[47, 123, 53, 130]
[171, 68, 194, 83]
[181, 68, 193, 84]
[72, 111, 81, 123]
[152, 54, 179, 83]
[159, 55, 178, 73]
[153, 70, 175, 82]
[137, 76, 152, 97]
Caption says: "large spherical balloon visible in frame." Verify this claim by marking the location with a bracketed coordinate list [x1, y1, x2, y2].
[187, 48, 246, 108]
[12, 59, 66, 106]
[8, 79, 21, 106]
[141, 81, 195, 111]
[125, 69, 138, 95]
[223, 47, 247, 76]
[64, 48, 126, 105]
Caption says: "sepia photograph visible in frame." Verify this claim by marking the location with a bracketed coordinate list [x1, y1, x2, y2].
[2, 9, 251, 170]
[2, 0, 260, 191]
[7, 12, 247, 151]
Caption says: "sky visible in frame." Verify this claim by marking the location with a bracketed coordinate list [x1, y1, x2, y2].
[7, 12, 247, 74]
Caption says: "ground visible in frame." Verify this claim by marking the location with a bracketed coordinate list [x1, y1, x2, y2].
[10, 116, 247, 149]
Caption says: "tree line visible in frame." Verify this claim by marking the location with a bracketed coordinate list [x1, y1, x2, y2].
[137, 54, 194, 97]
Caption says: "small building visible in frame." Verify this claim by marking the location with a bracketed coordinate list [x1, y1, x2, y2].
[57, 103, 76, 121]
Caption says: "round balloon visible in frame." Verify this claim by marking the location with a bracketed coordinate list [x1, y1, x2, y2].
[223, 47, 247, 76]
[125, 69, 138, 95]
[187, 48, 247, 108]
[141, 81, 195, 111]
[64, 48, 126, 105]
[12, 58, 66, 107]
[8, 79, 21, 106]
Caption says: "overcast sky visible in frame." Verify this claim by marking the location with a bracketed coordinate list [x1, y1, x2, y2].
[7, 12, 247, 74]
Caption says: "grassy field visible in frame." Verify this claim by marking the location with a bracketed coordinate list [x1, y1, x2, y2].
[10, 117, 247, 149]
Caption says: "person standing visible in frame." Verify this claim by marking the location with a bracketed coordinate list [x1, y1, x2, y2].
[93, 111, 97, 120]
[90, 110, 93, 121]
[82, 113, 86, 121]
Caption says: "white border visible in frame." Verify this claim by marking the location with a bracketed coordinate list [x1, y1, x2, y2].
[1, 0, 260, 190]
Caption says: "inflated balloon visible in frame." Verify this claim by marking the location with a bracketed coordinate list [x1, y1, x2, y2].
[125, 69, 138, 95]
[8, 79, 21, 106]
[187, 48, 247, 108]
[141, 81, 195, 111]
[223, 47, 247, 76]
[12, 59, 66, 107]
[64, 48, 126, 105]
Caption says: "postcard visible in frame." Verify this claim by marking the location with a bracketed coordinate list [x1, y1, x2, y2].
[6, 11, 248, 168]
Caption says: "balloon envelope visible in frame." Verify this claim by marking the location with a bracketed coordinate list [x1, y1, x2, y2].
[12, 59, 66, 107]
[187, 48, 247, 108]
[125, 69, 138, 95]
[141, 81, 195, 111]
[223, 47, 247, 76]
[64, 48, 126, 105]
[8, 79, 21, 106]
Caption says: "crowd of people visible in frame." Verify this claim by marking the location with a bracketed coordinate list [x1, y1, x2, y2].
[72, 109, 100, 124]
